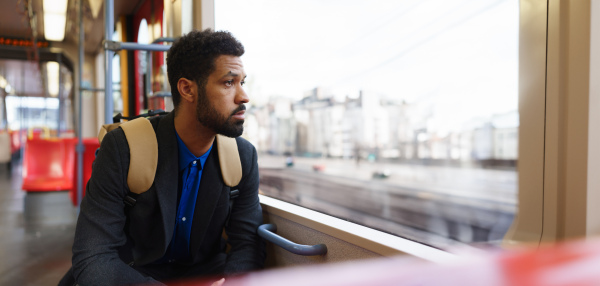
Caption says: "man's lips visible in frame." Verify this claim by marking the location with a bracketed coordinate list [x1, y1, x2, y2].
[232, 110, 245, 120]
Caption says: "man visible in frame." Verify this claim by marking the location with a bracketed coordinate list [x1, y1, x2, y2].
[67, 29, 265, 285]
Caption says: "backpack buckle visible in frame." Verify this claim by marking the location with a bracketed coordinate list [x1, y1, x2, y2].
[124, 195, 137, 207]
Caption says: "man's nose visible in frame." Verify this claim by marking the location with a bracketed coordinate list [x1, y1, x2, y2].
[235, 85, 249, 104]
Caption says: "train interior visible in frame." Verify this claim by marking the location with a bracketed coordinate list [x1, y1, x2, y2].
[2, 0, 600, 285]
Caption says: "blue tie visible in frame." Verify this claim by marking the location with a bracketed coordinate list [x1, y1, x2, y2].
[172, 159, 201, 260]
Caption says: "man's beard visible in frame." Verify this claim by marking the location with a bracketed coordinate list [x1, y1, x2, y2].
[196, 88, 245, 138]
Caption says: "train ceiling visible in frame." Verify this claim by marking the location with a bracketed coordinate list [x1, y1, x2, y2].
[1, 0, 140, 53]
[0, 0, 140, 97]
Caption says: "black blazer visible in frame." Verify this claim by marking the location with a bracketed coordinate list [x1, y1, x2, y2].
[71, 112, 265, 285]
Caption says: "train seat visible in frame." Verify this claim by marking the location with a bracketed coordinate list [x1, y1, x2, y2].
[9, 130, 22, 155]
[0, 131, 11, 164]
[22, 138, 77, 192]
[69, 138, 100, 205]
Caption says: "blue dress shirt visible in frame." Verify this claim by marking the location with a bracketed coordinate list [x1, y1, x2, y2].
[159, 132, 212, 263]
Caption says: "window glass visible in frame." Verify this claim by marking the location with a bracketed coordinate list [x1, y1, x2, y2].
[112, 25, 123, 115]
[6, 96, 59, 130]
[216, 0, 519, 249]
[137, 18, 150, 111]
[112, 54, 123, 114]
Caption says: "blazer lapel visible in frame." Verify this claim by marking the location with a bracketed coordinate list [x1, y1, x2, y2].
[190, 138, 224, 255]
[153, 112, 179, 251]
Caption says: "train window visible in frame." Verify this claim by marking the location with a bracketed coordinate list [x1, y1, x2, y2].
[112, 54, 123, 114]
[6, 96, 59, 130]
[138, 18, 150, 110]
[216, 0, 519, 249]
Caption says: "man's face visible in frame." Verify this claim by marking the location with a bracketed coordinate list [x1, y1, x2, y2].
[196, 55, 249, 138]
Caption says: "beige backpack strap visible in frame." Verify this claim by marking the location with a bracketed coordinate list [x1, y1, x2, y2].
[98, 119, 238, 193]
[120, 118, 158, 194]
[216, 135, 242, 187]
[98, 122, 122, 143]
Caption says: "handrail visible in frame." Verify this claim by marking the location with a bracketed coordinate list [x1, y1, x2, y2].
[258, 224, 327, 256]
[104, 40, 171, 52]
[152, 37, 175, 44]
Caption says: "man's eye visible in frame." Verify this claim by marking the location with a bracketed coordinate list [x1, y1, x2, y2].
[225, 80, 234, 86]
[241, 81, 246, 86]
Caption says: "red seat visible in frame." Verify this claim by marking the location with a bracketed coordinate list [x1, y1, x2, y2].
[22, 138, 77, 192]
[10, 130, 23, 155]
[70, 138, 100, 206]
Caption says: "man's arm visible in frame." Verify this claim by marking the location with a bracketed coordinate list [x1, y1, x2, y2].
[71, 130, 161, 285]
[223, 144, 266, 275]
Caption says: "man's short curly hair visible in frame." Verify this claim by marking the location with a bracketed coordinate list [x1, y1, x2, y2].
[167, 29, 245, 109]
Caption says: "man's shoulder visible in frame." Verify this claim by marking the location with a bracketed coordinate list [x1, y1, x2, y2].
[231, 136, 257, 171]
[101, 112, 173, 156]
[234, 136, 255, 155]
[148, 112, 171, 131]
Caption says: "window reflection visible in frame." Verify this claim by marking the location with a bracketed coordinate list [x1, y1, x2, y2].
[216, 0, 518, 249]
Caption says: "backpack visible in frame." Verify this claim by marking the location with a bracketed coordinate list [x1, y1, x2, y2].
[97, 111, 242, 215]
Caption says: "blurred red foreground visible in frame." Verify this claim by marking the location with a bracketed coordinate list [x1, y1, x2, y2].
[163, 238, 600, 286]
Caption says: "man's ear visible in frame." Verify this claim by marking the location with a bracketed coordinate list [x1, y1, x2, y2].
[177, 78, 196, 104]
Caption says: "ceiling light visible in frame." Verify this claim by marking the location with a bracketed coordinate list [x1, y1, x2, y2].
[43, 0, 69, 41]
[46, 61, 60, 96]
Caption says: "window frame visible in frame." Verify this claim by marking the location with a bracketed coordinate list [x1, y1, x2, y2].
[508, 0, 600, 244]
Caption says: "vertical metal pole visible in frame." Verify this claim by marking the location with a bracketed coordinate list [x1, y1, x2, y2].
[57, 55, 64, 137]
[76, 0, 85, 210]
[146, 52, 152, 101]
[20, 62, 25, 167]
[104, 0, 114, 124]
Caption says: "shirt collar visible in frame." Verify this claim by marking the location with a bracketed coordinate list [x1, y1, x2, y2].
[175, 132, 213, 170]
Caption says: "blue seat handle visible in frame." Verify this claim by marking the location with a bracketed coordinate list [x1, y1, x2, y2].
[258, 224, 328, 256]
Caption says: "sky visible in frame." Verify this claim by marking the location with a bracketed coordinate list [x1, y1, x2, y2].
[215, 0, 519, 128]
